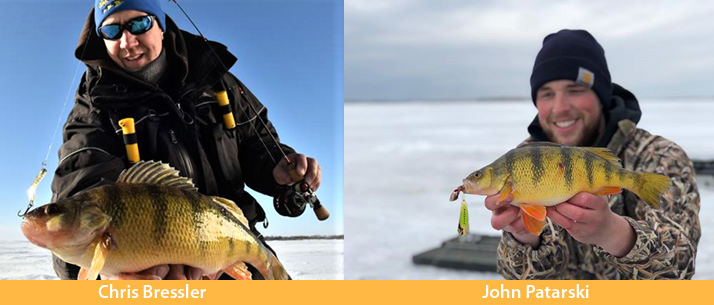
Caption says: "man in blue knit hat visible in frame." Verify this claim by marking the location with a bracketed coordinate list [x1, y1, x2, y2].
[50, 0, 322, 280]
[484, 29, 700, 279]
[94, 0, 167, 72]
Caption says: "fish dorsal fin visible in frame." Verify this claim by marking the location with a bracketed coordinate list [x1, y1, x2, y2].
[211, 196, 249, 227]
[521, 142, 621, 165]
[117, 161, 197, 191]
[582, 147, 620, 164]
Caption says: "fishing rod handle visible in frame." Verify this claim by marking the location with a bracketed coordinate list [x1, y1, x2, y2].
[287, 160, 329, 220]
[313, 201, 330, 221]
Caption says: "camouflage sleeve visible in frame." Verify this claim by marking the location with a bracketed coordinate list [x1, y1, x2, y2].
[496, 221, 572, 279]
[594, 139, 700, 279]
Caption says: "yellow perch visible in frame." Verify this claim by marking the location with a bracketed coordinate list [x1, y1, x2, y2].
[452, 142, 670, 235]
[21, 161, 289, 280]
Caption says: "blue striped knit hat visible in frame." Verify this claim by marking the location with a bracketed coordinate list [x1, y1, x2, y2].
[94, 0, 166, 36]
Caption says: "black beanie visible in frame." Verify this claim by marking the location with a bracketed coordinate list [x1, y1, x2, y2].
[530, 29, 612, 109]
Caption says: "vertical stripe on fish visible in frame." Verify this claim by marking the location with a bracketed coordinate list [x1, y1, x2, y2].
[146, 185, 168, 246]
[584, 150, 595, 188]
[529, 146, 544, 187]
[560, 145, 574, 191]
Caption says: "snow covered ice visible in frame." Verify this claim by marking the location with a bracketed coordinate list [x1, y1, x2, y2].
[345, 99, 714, 280]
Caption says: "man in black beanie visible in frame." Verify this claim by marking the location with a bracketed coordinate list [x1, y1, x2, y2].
[484, 29, 700, 279]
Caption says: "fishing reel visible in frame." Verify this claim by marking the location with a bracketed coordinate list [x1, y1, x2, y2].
[274, 180, 329, 221]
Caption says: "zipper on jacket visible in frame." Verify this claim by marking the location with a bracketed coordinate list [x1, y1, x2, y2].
[169, 129, 194, 180]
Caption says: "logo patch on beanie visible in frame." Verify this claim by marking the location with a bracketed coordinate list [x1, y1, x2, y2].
[98, 0, 125, 13]
[576, 67, 594, 88]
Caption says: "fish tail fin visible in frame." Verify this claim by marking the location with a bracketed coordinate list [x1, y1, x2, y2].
[629, 172, 670, 209]
[265, 251, 290, 280]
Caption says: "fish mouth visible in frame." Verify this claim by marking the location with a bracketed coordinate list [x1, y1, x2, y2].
[21, 221, 47, 248]
[450, 182, 488, 200]
[449, 185, 464, 201]
[461, 179, 487, 195]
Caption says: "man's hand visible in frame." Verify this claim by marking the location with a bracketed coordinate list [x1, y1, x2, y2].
[547, 192, 635, 257]
[100, 264, 203, 280]
[484, 193, 540, 248]
[273, 153, 321, 190]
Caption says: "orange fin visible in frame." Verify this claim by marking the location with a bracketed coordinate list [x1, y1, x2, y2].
[223, 262, 252, 280]
[497, 179, 513, 204]
[81, 234, 112, 280]
[521, 212, 546, 235]
[78, 268, 90, 281]
[596, 186, 622, 195]
[520, 203, 546, 221]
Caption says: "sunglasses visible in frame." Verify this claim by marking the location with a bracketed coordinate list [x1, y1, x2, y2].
[98, 15, 154, 40]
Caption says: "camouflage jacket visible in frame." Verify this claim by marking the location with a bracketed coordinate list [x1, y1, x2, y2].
[496, 120, 701, 279]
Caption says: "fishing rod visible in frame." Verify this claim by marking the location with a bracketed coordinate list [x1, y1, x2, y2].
[168, 0, 329, 222]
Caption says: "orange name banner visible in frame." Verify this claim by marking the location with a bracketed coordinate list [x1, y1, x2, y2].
[1, 280, 712, 305]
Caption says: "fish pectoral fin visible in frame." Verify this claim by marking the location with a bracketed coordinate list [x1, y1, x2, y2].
[519, 203, 546, 221]
[595, 186, 622, 195]
[521, 211, 546, 235]
[81, 234, 112, 280]
[78, 268, 90, 281]
[223, 262, 253, 280]
[497, 178, 513, 204]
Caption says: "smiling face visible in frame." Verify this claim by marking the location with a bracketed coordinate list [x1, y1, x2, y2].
[535, 79, 605, 146]
[101, 10, 164, 72]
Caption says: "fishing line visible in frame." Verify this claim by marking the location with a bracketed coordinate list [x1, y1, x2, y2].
[167, 0, 289, 166]
[168, 0, 330, 221]
[20, 32, 91, 217]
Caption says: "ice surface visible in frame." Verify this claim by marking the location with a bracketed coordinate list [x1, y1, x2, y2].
[345, 100, 714, 279]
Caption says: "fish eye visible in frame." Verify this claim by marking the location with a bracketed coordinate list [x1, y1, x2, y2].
[44, 204, 60, 216]
[474, 171, 481, 178]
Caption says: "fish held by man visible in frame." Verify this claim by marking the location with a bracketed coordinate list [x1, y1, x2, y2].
[450, 143, 670, 235]
[21, 161, 289, 280]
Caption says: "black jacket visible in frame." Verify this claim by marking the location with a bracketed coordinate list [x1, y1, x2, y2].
[50, 9, 294, 279]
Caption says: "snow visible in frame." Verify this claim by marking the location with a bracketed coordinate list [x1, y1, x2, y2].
[0, 239, 343, 280]
[345, 100, 714, 280]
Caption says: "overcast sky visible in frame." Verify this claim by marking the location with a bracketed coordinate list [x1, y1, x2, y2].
[345, 0, 714, 100]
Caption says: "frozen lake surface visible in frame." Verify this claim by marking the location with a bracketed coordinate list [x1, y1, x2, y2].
[345, 100, 714, 280]
[0, 238, 343, 280]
